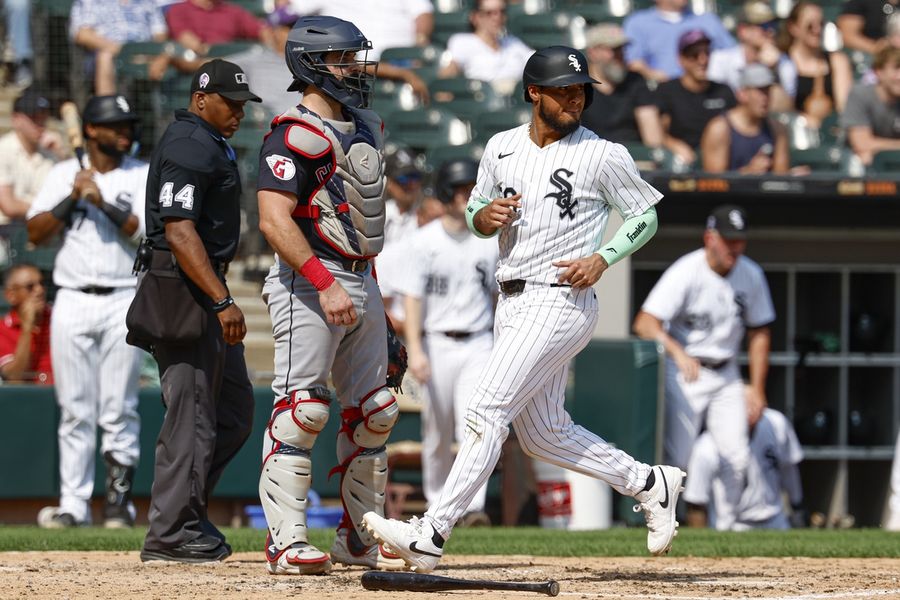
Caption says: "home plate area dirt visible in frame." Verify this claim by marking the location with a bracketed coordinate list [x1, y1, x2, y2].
[1, 553, 900, 599]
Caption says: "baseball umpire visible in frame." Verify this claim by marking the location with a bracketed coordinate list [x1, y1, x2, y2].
[27, 95, 146, 529]
[633, 205, 775, 531]
[132, 59, 261, 563]
[255, 15, 405, 574]
[363, 46, 684, 573]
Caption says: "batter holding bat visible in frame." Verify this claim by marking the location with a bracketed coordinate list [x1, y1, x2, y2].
[27, 95, 147, 529]
[364, 46, 685, 572]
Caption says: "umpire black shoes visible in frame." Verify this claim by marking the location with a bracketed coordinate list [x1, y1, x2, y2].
[140, 534, 231, 564]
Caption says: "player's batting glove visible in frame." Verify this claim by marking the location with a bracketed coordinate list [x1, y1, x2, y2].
[386, 317, 408, 393]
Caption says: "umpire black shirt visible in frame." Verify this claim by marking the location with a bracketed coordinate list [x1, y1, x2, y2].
[145, 109, 242, 262]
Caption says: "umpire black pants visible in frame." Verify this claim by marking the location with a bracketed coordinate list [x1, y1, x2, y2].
[142, 308, 254, 551]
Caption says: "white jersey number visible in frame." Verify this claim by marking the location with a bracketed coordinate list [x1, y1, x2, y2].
[159, 182, 195, 211]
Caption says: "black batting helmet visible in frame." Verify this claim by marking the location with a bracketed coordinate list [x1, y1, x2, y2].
[522, 46, 598, 107]
[285, 16, 377, 109]
[82, 95, 140, 127]
[435, 159, 478, 204]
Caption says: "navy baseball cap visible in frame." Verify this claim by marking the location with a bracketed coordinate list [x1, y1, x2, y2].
[706, 205, 748, 239]
[13, 88, 51, 116]
[190, 59, 262, 102]
[678, 29, 712, 54]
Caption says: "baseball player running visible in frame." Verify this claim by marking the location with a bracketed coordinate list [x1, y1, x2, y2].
[400, 159, 498, 521]
[363, 46, 685, 573]
[256, 16, 404, 574]
[27, 95, 146, 528]
[684, 386, 804, 530]
[633, 204, 774, 531]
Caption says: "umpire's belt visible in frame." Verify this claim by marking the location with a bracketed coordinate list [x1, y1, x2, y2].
[151, 249, 229, 275]
[499, 279, 571, 296]
[698, 358, 730, 370]
[341, 258, 369, 273]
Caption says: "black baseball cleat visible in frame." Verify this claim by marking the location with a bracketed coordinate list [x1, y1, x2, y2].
[140, 534, 231, 564]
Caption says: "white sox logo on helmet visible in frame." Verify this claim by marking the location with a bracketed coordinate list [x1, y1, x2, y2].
[568, 54, 582, 72]
[266, 154, 296, 181]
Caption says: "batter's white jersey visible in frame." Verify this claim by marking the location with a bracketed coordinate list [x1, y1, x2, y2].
[473, 124, 662, 285]
[684, 408, 803, 529]
[641, 249, 775, 363]
[399, 219, 498, 334]
[28, 156, 148, 288]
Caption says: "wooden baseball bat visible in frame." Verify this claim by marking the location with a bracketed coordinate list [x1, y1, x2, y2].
[60, 101, 98, 202]
[360, 571, 560, 596]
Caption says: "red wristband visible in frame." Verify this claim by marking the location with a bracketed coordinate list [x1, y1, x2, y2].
[299, 256, 335, 291]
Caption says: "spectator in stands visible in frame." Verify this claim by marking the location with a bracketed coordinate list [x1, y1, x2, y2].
[69, 0, 169, 94]
[684, 386, 805, 531]
[0, 264, 52, 384]
[165, 0, 274, 57]
[708, 0, 795, 112]
[439, 0, 533, 94]
[580, 23, 663, 147]
[285, 0, 431, 102]
[623, 0, 735, 83]
[4, 0, 33, 86]
[838, 0, 900, 56]
[0, 90, 64, 229]
[655, 30, 737, 168]
[376, 143, 427, 334]
[842, 46, 900, 165]
[777, 1, 853, 127]
[701, 64, 790, 174]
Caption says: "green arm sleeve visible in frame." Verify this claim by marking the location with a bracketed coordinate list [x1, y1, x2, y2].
[465, 194, 498, 239]
[596, 206, 658, 267]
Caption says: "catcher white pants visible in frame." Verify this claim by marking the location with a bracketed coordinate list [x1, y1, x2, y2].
[664, 359, 749, 531]
[421, 330, 493, 513]
[51, 288, 142, 523]
[426, 286, 652, 537]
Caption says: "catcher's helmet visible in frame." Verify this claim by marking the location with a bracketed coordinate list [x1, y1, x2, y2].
[435, 159, 478, 204]
[285, 16, 377, 109]
[522, 46, 598, 107]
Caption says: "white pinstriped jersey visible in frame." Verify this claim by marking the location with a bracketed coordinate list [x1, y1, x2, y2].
[398, 219, 499, 334]
[473, 124, 663, 285]
[641, 249, 775, 362]
[28, 156, 147, 289]
[684, 408, 803, 526]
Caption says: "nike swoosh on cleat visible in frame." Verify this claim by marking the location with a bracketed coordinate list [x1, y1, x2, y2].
[498, 151, 515, 159]
[659, 468, 670, 509]
[409, 541, 442, 558]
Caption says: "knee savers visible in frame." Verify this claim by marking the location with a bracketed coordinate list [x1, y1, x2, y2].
[269, 387, 331, 450]
[346, 387, 399, 449]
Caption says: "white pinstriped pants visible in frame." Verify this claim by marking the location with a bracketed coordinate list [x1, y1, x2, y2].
[426, 286, 652, 537]
[51, 288, 142, 523]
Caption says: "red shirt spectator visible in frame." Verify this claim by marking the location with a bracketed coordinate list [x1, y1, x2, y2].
[166, 0, 266, 48]
[0, 264, 52, 384]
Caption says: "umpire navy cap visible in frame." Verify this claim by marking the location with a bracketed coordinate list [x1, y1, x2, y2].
[13, 88, 51, 116]
[190, 59, 262, 102]
[706, 205, 748, 240]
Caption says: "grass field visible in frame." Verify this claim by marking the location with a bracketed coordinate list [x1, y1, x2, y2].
[1, 525, 898, 558]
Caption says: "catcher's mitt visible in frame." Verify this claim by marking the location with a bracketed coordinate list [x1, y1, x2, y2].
[385, 316, 407, 392]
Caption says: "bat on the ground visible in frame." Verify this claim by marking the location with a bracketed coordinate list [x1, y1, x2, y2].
[59, 101, 98, 202]
[360, 571, 560, 596]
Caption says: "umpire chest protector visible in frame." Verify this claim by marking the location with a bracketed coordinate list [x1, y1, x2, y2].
[268, 106, 386, 260]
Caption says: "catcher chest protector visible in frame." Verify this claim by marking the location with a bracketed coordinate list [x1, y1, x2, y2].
[275, 106, 386, 259]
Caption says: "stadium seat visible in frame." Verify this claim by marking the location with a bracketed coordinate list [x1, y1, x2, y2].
[432, 11, 471, 46]
[869, 150, 900, 174]
[208, 42, 261, 58]
[624, 144, 678, 172]
[507, 12, 588, 49]
[371, 80, 422, 114]
[383, 108, 471, 151]
[229, 0, 267, 18]
[115, 41, 175, 82]
[425, 143, 485, 170]
[554, 0, 623, 23]
[34, 0, 73, 17]
[380, 45, 445, 69]
[433, 0, 474, 13]
[430, 77, 506, 121]
[473, 108, 532, 144]
[790, 146, 860, 175]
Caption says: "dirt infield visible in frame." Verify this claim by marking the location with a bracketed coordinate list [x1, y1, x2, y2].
[3, 553, 900, 600]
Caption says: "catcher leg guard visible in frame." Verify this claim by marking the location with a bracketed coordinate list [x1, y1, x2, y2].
[259, 388, 333, 575]
[334, 387, 399, 548]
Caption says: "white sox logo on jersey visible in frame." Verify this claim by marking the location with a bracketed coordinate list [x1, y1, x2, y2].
[544, 168, 576, 220]
[266, 154, 296, 181]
